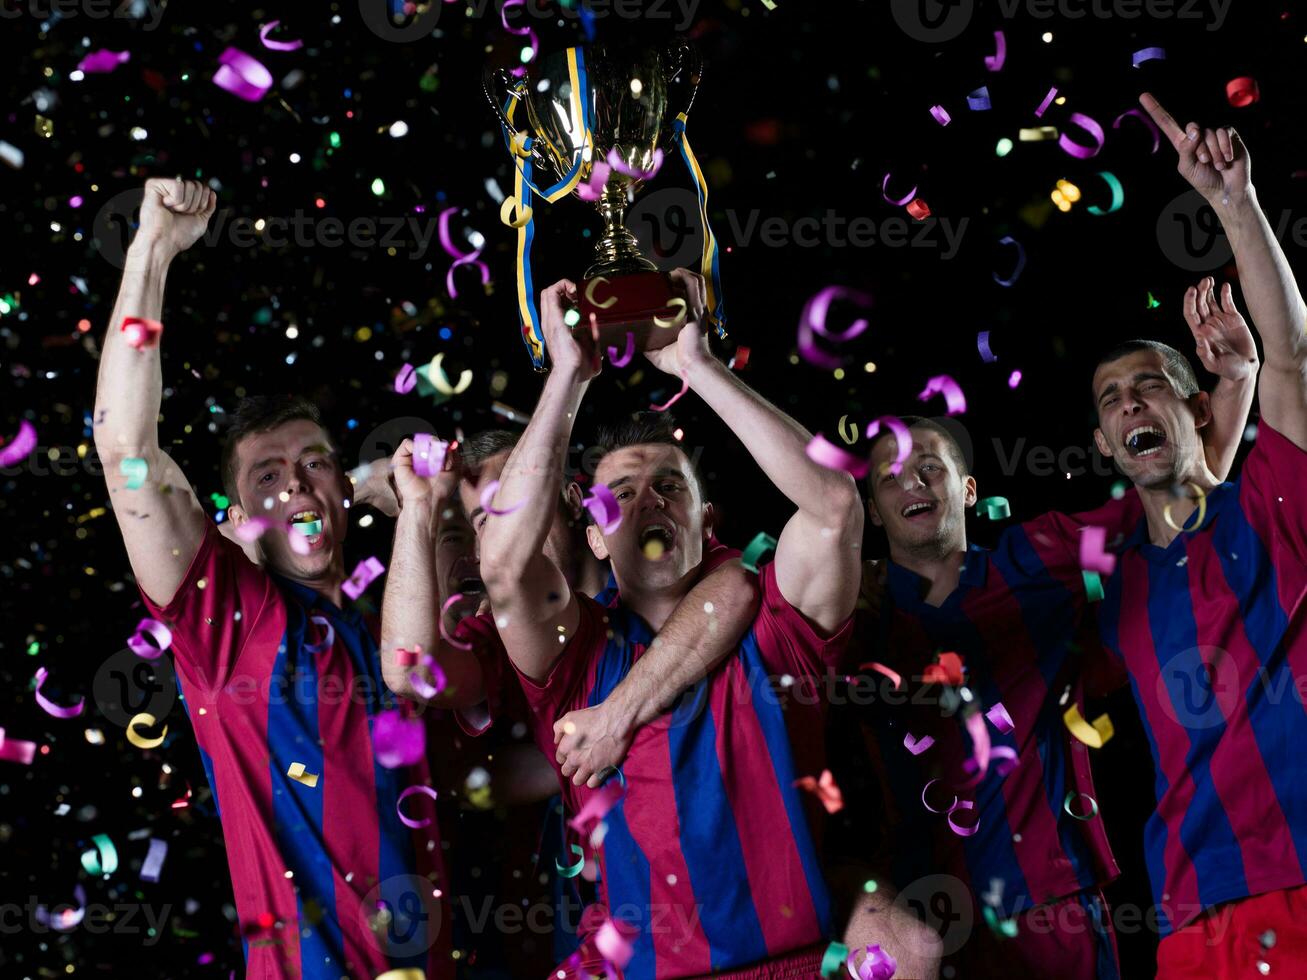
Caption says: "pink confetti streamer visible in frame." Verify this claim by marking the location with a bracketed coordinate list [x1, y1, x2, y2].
[921, 778, 958, 815]
[1079, 525, 1117, 575]
[303, 615, 335, 655]
[394, 363, 418, 394]
[583, 484, 622, 535]
[77, 50, 130, 74]
[595, 918, 637, 969]
[568, 781, 626, 836]
[607, 147, 664, 182]
[986, 702, 1015, 734]
[848, 943, 899, 980]
[259, 20, 305, 52]
[35, 885, 86, 930]
[917, 375, 967, 416]
[864, 416, 912, 475]
[212, 47, 273, 102]
[881, 173, 917, 207]
[1058, 112, 1106, 159]
[234, 517, 271, 543]
[904, 733, 934, 756]
[859, 660, 902, 690]
[0, 728, 37, 766]
[607, 332, 635, 368]
[805, 434, 869, 479]
[798, 285, 873, 370]
[576, 161, 612, 202]
[966, 710, 992, 776]
[479, 479, 525, 517]
[930, 105, 951, 126]
[948, 798, 980, 837]
[793, 769, 844, 814]
[500, 0, 539, 75]
[397, 785, 438, 828]
[440, 593, 474, 651]
[412, 433, 448, 478]
[984, 31, 1007, 71]
[438, 207, 491, 299]
[650, 379, 689, 412]
[1112, 107, 1162, 154]
[373, 709, 426, 769]
[127, 618, 172, 660]
[342, 556, 386, 601]
[0, 420, 37, 466]
[1034, 86, 1058, 118]
[33, 667, 84, 719]
[409, 651, 447, 700]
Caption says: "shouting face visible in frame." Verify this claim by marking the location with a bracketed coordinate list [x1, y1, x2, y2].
[867, 426, 975, 558]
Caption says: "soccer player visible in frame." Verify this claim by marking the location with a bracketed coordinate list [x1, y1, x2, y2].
[470, 268, 867, 978]
[1082, 94, 1307, 978]
[94, 178, 454, 979]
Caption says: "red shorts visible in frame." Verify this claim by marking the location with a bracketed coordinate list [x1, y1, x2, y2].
[1156, 884, 1307, 979]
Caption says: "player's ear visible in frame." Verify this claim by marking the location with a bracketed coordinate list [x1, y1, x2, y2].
[1190, 391, 1213, 431]
[228, 502, 249, 527]
[1093, 427, 1114, 459]
[962, 476, 978, 509]
[586, 523, 609, 560]
[866, 494, 885, 529]
[701, 501, 715, 540]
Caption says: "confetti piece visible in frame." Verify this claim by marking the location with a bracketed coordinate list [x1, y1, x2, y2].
[993, 235, 1026, 286]
[126, 713, 166, 749]
[922, 651, 965, 686]
[948, 798, 980, 836]
[728, 346, 751, 371]
[290, 518, 322, 537]
[740, 533, 778, 574]
[595, 918, 637, 969]
[140, 838, 168, 882]
[904, 733, 934, 755]
[794, 768, 844, 813]
[1019, 126, 1059, 142]
[437, 593, 476, 653]
[820, 942, 850, 978]
[1058, 112, 1106, 159]
[1064, 704, 1114, 748]
[394, 363, 418, 394]
[607, 146, 664, 181]
[0, 727, 37, 765]
[965, 710, 992, 777]
[411, 433, 448, 478]
[286, 762, 319, 788]
[864, 416, 912, 475]
[439, 207, 492, 297]
[212, 47, 273, 102]
[1132, 46, 1166, 67]
[983, 905, 1020, 938]
[798, 285, 872, 370]
[930, 105, 951, 126]
[575, 162, 612, 203]
[977, 330, 998, 363]
[986, 702, 1014, 734]
[119, 457, 148, 489]
[35, 885, 86, 930]
[1082, 570, 1105, 602]
[556, 843, 586, 879]
[342, 556, 386, 601]
[80, 833, 119, 875]
[376, 972, 427, 980]
[983, 31, 1006, 71]
[583, 485, 622, 534]
[121, 316, 163, 349]
[859, 661, 902, 690]
[977, 496, 1010, 520]
[397, 785, 438, 828]
[258, 20, 305, 52]
[1007, 369, 1022, 389]
[0, 420, 37, 466]
[499, 194, 535, 226]
[881, 174, 917, 207]
[585, 276, 619, 310]
[1226, 77, 1259, 108]
[1086, 171, 1125, 215]
[1063, 790, 1099, 820]
[479, 479, 525, 517]
[568, 781, 626, 836]
[607, 332, 635, 367]
[1163, 482, 1208, 533]
[920, 778, 957, 815]
[34, 667, 84, 719]
[653, 297, 688, 330]
[905, 199, 931, 220]
[1112, 107, 1162, 154]
[77, 50, 130, 74]
[1034, 86, 1059, 118]
[806, 433, 869, 478]
[235, 517, 271, 543]
[967, 86, 992, 111]
[848, 942, 898, 980]
[917, 374, 967, 415]
[837, 414, 859, 445]
[1079, 525, 1117, 575]
[409, 648, 448, 700]
[422, 353, 473, 398]
[127, 618, 172, 660]
[303, 615, 335, 656]
[650, 379, 689, 412]
[373, 708, 426, 769]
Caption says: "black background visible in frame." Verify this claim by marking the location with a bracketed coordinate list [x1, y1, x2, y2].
[2, 0, 1304, 975]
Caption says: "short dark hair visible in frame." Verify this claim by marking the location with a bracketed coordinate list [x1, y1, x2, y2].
[591, 411, 704, 498]
[865, 415, 970, 493]
[1094, 340, 1199, 405]
[221, 395, 325, 505]
[460, 428, 521, 470]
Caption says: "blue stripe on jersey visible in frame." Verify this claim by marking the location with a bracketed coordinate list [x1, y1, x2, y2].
[1144, 552, 1249, 912]
[269, 603, 344, 979]
[736, 631, 833, 938]
[991, 530, 1097, 894]
[1212, 499, 1307, 880]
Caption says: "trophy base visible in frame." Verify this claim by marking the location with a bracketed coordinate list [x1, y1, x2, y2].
[577, 270, 684, 356]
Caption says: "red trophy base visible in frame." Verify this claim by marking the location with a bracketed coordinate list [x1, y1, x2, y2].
[577, 270, 685, 356]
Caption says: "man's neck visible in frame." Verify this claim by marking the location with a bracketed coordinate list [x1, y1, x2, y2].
[1136, 462, 1221, 548]
[613, 569, 698, 632]
[888, 540, 968, 607]
[569, 551, 610, 600]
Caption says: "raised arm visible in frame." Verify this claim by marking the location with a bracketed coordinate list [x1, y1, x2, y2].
[552, 557, 760, 787]
[1183, 276, 1259, 480]
[644, 272, 864, 634]
[379, 438, 485, 709]
[94, 178, 216, 606]
[1142, 92, 1307, 449]
[478, 280, 598, 681]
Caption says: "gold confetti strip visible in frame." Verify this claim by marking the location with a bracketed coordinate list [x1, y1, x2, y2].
[287, 762, 320, 788]
[126, 712, 167, 749]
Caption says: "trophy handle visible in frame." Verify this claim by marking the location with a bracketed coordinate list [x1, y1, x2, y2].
[482, 66, 530, 144]
[661, 39, 703, 147]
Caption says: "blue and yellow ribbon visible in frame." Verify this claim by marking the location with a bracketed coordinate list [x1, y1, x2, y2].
[673, 111, 727, 338]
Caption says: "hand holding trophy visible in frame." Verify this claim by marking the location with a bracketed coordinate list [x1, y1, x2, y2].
[485, 40, 726, 370]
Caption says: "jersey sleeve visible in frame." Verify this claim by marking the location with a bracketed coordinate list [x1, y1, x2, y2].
[138, 520, 284, 693]
[1238, 421, 1307, 566]
[751, 560, 855, 677]
[507, 596, 607, 722]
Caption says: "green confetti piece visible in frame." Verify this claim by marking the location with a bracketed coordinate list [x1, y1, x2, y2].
[820, 941, 849, 978]
[983, 905, 1019, 938]
[1147, 291, 1160, 309]
[119, 457, 148, 490]
[1086, 171, 1124, 215]
[740, 532, 778, 573]
[1082, 570, 1104, 602]
[977, 496, 1010, 520]
[555, 844, 585, 879]
[1110, 480, 1129, 500]
[80, 833, 119, 875]
[292, 519, 323, 537]
[1064, 790, 1099, 820]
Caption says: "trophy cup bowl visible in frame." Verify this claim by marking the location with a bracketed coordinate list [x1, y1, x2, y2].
[487, 40, 703, 360]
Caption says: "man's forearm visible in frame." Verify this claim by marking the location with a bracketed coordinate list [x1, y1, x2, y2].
[1218, 192, 1307, 366]
[94, 241, 173, 459]
[1205, 374, 1257, 481]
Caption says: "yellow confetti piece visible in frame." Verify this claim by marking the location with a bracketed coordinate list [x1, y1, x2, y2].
[1163, 482, 1208, 534]
[1063, 704, 1114, 748]
[653, 297, 688, 330]
[585, 276, 618, 310]
[837, 415, 859, 445]
[126, 712, 167, 749]
[428, 353, 472, 397]
[1018, 126, 1059, 141]
[287, 762, 320, 788]
[376, 971, 426, 980]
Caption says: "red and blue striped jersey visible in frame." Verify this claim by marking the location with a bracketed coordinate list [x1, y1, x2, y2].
[849, 499, 1139, 920]
[141, 522, 453, 979]
[1095, 422, 1307, 935]
[510, 561, 852, 979]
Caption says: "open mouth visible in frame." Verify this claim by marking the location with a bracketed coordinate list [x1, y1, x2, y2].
[1124, 424, 1168, 458]
[639, 522, 676, 559]
[457, 576, 485, 596]
[901, 500, 937, 520]
[289, 509, 325, 550]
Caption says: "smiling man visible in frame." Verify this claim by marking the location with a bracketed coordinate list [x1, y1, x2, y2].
[93, 178, 454, 979]
[1082, 94, 1307, 978]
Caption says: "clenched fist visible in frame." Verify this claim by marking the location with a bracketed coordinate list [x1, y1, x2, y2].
[133, 178, 218, 259]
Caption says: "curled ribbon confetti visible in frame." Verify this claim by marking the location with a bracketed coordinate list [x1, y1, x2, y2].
[286, 762, 319, 788]
[396, 784, 438, 828]
[342, 556, 386, 601]
[607, 332, 635, 368]
[977, 496, 1010, 520]
[798, 286, 872, 369]
[212, 47, 273, 102]
[653, 297, 688, 330]
[983, 31, 1007, 71]
[34, 667, 84, 719]
[837, 415, 859, 445]
[967, 86, 992, 111]
[859, 661, 902, 691]
[1132, 46, 1166, 67]
[78, 49, 130, 74]
[258, 20, 305, 51]
[1086, 171, 1125, 215]
[1034, 86, 1058, 118]
[917, 375, 967, 415]
[394, 363, 418, 394]
[583, 485, 622, 535]
[1226, 77, 1259, 108]
[1079, 525, 1117, 575]
[0, 420, 38, 467]
[793, 768, 844, 814]
[140, 838, 168, 882]
[881, 173, 917, 207]
[1058, 112, 1106, 159]
[993, 235, 1026, 287]
[479, 479, 525, 517]
[740, 532, 778, 573]
[556, 843, 586, 879]
[607, 146, 664, 182]
[1063, 790, 1099, 820]
[499, 194, 534, 227]
[127, 618, 172, 660]
[1163, 482, 1208, 533]
[930, 105, 951, 126]
[847, 942, 898, 980]
[650, 379, 689, 413]
[806, 434, 869, 479]
[119, 457, 148, 489]
[1064, 704, 1114, 748]
[1112, 108, 1162, 154]
[585, 276, 619, 310]
[986, 702, 1014, 734]
[441, 594, 475, 651]
[864, 416, 912, 476]
[977, 330, 998, 363]
[904, 733, 934, 756]
[439, 207, 491, 298]
[126, 712, 167, 750]
[411, 433, 448, 478]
